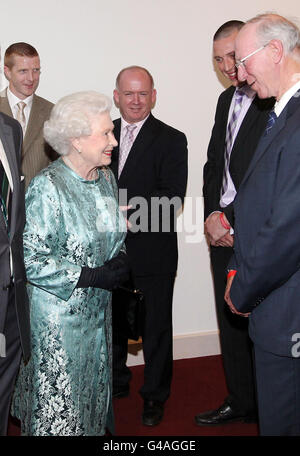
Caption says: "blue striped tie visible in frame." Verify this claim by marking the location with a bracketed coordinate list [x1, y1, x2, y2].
[264, 110, 277, 136]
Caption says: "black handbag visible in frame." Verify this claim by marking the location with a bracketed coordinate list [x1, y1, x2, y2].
[112, 286, 144, 341]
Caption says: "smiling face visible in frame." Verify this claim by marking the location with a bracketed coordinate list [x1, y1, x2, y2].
[113, 69, 156, 124]
[4, 54, 40, 99]
[235, 23, 277, 99]
[75, 112, 118, 168]
[213, 29, 240, 86]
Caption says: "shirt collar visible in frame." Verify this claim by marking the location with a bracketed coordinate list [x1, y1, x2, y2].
[7, 86, 33, 110]
[121, 114, 150, 131]
[274, 80, 300, 117]
[235, 84, 256, 100]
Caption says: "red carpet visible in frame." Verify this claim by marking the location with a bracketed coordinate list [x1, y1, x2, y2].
[8, 355, 259, 437]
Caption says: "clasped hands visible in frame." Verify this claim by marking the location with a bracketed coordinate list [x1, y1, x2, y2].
[204, 213, 249, 317]
[204, 212, 234, 247]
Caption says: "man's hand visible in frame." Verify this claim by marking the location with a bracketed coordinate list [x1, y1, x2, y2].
[205, 212, 230, 244]
[224, 273, 250, 318]
[215, 232, 234, 247]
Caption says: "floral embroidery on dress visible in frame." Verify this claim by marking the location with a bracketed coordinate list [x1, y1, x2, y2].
[11, 159, 126, 436]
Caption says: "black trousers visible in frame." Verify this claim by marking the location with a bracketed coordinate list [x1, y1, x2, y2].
[113, 274, 175, 403]
[210, 246, 256, 414]
[0, 287, 22, 436]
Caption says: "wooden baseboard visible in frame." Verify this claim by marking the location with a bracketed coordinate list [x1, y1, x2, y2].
[126, 330, 221, 366]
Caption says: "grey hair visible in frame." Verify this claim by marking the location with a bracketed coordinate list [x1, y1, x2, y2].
[44, 91, 112, 156]
[248, 13, 300, 56]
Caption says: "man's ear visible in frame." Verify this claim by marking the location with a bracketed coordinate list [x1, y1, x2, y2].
[3, 65, 11, 81]
[269, 39, 284, 64]
[151, 88, 157, 109]
[113, 89, 120, 108]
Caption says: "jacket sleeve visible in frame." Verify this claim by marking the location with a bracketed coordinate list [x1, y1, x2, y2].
[23, 174, 82, 301]
[230, 129, 300, 313]
[203, 91, 229, 221]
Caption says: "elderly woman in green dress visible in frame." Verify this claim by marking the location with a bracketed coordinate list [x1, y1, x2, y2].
[12, 91, 129, 436]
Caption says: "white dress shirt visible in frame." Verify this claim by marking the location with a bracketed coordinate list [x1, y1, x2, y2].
[6, 87, 33, 134]
[274, 80, 300, 117]
[119, 114, 149, 154]
[220, 85, 256, 208]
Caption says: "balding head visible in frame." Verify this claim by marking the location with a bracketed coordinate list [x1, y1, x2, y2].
[114, 66, 156, 123]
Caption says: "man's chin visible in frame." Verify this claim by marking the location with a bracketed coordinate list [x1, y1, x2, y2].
[231, 78, 240, 87]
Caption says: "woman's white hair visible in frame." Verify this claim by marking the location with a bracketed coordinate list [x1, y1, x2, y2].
[44, 91, 112, 156]
[248, 14, 300, 56]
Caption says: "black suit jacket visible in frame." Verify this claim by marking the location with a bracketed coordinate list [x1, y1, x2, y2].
[0, 113, 30, 361]
[203, 85, 274, 226]
[110, 114, 188, 276]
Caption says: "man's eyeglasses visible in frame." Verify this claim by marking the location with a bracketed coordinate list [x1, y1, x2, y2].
[235, 43, 268, 70]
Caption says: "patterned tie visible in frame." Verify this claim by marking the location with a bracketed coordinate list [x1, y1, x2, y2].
[264, 110, 277, 136]
[118, 124, 137, 177]
[221, 90, 244, 196]
[16, 101, 26, 135]
[0, 160, 11, 233]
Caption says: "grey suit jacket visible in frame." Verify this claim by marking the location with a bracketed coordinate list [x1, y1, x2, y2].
[0, 88, 57, 188]
[229, 91, 300, 357]
[0, 112, 30, 360]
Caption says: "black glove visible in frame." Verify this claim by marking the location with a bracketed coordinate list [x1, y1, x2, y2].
[104, 251, 130, 271]
[76, 252, 130, 290]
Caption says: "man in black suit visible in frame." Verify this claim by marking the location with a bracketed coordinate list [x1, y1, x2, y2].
[195, 21, 273, 426]
[111, 66, 188, 426]
[0, 112, 30, 435]
[225, 13, 300, 435]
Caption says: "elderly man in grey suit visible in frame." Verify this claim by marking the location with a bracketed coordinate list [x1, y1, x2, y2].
[0, 110, 30, 435]
[0, 42, 57, 188]
[225, 13, 300, 435]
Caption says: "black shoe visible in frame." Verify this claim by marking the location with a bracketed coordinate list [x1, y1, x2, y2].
[112, 386, 129, 399]
[142, 400, 164, 426]
[195, 402, 253, 426]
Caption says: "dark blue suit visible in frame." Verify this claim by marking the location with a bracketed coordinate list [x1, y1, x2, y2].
[0, 113, 30, 435]
[229, 89, 300, 435]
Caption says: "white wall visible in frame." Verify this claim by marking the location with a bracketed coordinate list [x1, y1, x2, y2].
[1, 0, 299, 347]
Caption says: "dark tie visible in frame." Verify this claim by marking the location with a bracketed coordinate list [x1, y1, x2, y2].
[0, 160, 11, 233]
[264, 110, 277, 136]
[221, 90, 244, 196]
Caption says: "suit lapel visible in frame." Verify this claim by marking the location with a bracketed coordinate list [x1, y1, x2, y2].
[0, 116, 20, 240]
[241, 101, 289, 186]
[118, 114, 159, 185]
[23, 94, 44, 154]
[111, 119, 121, 180]
[0, 89, 14, 117]
[230, 97, 261, 163]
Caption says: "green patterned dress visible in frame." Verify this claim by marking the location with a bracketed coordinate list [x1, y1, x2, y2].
[12, 158, 126, 436]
